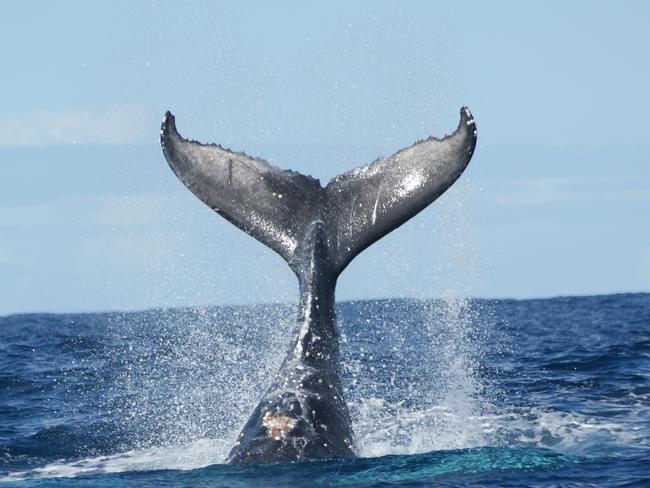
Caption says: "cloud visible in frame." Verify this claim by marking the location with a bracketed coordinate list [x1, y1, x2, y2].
[0, 104, 148, 146]
[0, 193, 168, 230]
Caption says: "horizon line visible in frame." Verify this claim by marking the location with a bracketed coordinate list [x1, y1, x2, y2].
[2, 290, 648, 319]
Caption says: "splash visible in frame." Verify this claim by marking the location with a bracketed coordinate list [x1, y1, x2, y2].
[57, 296, 494, 466]
[343, 296, 492, 458]
[84, 304, 295, 454]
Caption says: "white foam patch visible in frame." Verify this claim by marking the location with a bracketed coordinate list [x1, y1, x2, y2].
[2, 438, 230, 481]
[494, 404, 650, 456]
[350, 399, 649, 460]
[353, 399, 488, 457]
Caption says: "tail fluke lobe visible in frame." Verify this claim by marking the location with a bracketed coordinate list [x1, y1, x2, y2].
[325, 107, 476, 274]
[160, 108, 476, 277]
[160, 111, 323, 272]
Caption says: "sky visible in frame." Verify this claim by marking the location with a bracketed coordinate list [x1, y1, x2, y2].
[0, 1, 649, 314]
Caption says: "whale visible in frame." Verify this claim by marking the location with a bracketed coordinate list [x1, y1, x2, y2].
[159, 107, 477, 464]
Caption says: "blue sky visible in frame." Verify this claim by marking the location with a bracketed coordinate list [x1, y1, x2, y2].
[1, 1, 648, 314]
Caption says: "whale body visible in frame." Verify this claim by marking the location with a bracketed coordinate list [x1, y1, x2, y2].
[159, 108, 477, 464]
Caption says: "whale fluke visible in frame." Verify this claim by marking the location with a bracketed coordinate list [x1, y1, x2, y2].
[160, 108, 476, 276]
[160, 108, 477, 464]
[325, 107, 476, 274]
[160, 112, 323, 274]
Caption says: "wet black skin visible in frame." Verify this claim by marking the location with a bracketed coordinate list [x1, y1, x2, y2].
[227, 222, 355, 463]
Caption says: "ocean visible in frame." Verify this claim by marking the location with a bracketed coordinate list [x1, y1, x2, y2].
[1, 293, 648, 487]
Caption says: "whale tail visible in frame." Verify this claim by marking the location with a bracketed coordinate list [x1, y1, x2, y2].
[160, 108, 476, 276]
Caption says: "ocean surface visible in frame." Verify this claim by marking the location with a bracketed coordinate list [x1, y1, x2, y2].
[1, 293, 649, 487]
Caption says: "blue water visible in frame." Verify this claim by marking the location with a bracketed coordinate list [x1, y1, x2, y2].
[1, 294, 649, 486]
